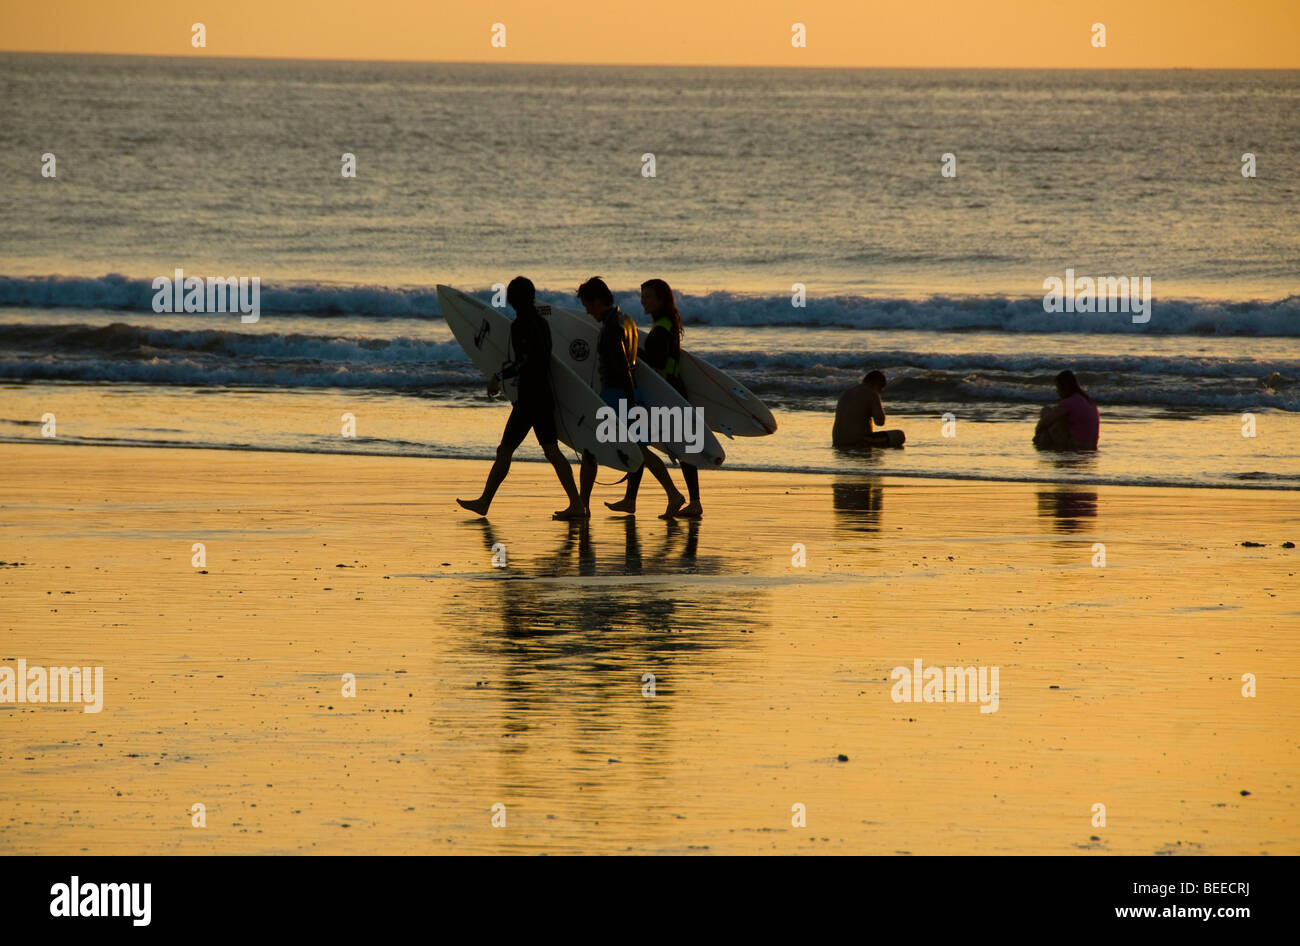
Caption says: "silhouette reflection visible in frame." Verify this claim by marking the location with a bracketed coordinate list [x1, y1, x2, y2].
[831, 480, 884, 533]
[1036, 488, 1099, 533]
[451, 517, 765, 762]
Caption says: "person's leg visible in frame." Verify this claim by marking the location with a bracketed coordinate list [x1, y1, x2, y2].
[544, 441, 586, 519]
[1032, 408, 1050, 447]
[579, 450, 597, 514]
[586, 385, 632, 513]
[639, 446, 686, 518]
[457, 405, 529, 515]
[525, 397, 584, 519]
[605, 385, 642, 512]
[606, 465, 643, 513]
[617, 385, 682, 517]
[676, 463, 702, 517]
[1034, 418, 1073, 450]
[665, 378, 699, 515]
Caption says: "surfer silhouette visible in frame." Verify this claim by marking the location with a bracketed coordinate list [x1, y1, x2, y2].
[575, 276, 686, 519]
[457, 276, 586, 519]
[606, 278, 703, 518]
[833, 370, 905, 449]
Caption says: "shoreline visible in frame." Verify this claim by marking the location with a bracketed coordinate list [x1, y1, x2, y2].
[4, 436, 1298, 493]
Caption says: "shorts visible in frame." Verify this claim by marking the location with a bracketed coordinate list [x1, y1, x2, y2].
[500, 394, 557, 452]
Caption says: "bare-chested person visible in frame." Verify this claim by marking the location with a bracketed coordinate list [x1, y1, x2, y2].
[832, 370, 904, 448]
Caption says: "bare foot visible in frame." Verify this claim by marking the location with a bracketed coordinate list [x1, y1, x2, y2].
[676, 502, 703, 519]
[552, 505, 587, 521]
[658, 493, 687, 520]
[457, 497, 490, 516]
[605, 498, 636, 514]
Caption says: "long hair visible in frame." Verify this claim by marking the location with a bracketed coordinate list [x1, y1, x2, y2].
[640, 278, 683, 339]
[1056, 369, 1093, 403]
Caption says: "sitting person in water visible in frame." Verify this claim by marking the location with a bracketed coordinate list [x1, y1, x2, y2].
[1034, 370, 1100, 450]
[833, 370, 905, 448]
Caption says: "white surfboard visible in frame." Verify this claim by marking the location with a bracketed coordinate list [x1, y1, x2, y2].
[540, 305, 726, 468]
[437, 286, 642, 472]
[551, 304, 776, 438]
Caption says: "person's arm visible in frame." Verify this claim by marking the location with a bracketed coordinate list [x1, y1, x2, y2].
[596, 313, 619, 365]
[490, 324, 525, 395]
[499, 319, 548, 381]
[1039, 401, 1069, 426]
[490, 357, 518, 396]
[644, 328, 668, 373]
[871, 392, 886, 427]
[598, 314, 633, 391]
[494, 323, 521, 384]
[498, 342, 528, 381]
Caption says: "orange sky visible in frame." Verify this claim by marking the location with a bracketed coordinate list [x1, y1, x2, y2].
[2, 0, 1297, 67]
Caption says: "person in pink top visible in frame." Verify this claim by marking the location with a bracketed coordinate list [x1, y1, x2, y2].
[1033, 370, 1100, 450]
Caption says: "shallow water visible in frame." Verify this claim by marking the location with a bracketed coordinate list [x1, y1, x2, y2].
[4, 376, 1298, 490]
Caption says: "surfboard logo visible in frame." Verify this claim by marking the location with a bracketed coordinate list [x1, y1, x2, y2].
[474, 319, 490, 350]
[569, 339, 590, 361]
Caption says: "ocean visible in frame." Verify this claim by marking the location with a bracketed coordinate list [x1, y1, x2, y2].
[2, 54, 1297, 489]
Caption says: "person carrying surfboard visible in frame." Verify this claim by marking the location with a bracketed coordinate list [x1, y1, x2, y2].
[456, 276, 587, 520]
[605, 278, 703, 518]
[833, 370, 906, 449]
[575, 276, 687, 519]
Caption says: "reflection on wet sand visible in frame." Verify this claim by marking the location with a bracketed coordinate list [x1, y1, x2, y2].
[454, 516, 770, 777]
[831, 480, 884, 532]
[1036, 488, 1099, 534]
[463, 515, 718, 578]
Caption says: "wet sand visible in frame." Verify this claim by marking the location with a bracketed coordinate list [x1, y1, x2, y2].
[1, 442, 1297, 854]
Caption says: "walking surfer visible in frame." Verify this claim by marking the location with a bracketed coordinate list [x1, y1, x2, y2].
[457, 276, 586, 520]
[606, 278, 702, 518]
[575, 276, 686, 519]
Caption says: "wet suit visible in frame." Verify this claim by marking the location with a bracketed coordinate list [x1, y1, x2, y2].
[498, 306, 558, 450]
[458, 297, 583, 519]
[597, 305, 640, 410]
[644, 317, 686, 398]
